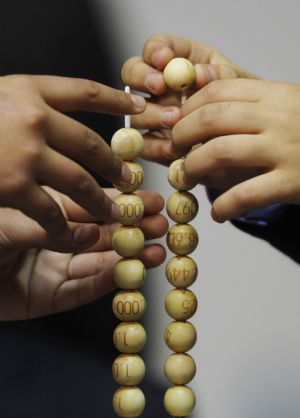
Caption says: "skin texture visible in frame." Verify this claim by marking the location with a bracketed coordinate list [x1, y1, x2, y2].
[0, 74, 146, 242]
[0, 187, 168, 320]
[122, 34, 300, 224]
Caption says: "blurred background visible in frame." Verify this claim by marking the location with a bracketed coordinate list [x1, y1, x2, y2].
[0, 1, 299, 417]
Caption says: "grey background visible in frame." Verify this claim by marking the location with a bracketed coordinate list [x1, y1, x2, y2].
[94, 1, 300, 417]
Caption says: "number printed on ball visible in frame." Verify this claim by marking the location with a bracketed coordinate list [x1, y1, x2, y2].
[168, 159, 195, 191]
[113, 387, 145, 418]
[167, 191, 199, 223]
[165, 289, 197, 321]
[113, 290, 146, 321]
[114, 193, 144, 226]
[165, 321, 197, 352]
[167, 224, 198, 256]
[114, 322, 146, 354]
[115, 162, 144, 193]
[166, 256, 198, 288]
[112, 354, 145, 386]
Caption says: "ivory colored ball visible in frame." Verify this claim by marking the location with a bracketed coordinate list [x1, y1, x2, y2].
[167, 191, 199, 223]
[113, 387, 145, 418]
[113, 322, 146, 353]
[115, 162, 144, 193]
[168, 159, 195, 191]
[114, 193, 144, 226]
[166, 256, 198, 288]
[163, 58, 196, 92]
[112, 354, 145, 386]
[114, 259, 146, 289]
[167, 224, 199, 256]
[165, 321, 197, 352]
[164, 385, 196, 417]
[111, 128, 144, 161]
[165, 289, 197, 321]
[112, 226, 144, 257]
[113, 290, 146, 321]
[164, 353, 196, 385]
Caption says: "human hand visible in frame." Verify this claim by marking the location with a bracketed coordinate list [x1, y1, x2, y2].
[0, 74, 146, 242]
[121, 33, 259, 165]
[172, 79, 300, 222]
[0, 187, 167, 320]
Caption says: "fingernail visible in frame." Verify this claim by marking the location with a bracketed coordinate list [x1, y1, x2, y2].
[111, 203, 120, 221]
[121, 163, 132, 183]
[73, 225, 92, 244]
[145, 73, 161, 93]
[131, 94, 146, 110]
[162, 108, 181, 127]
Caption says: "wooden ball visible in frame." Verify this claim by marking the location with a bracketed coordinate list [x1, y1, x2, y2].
[167, 224, 198, 256]
[164, 385, 196, 417]
[113, 226, 144, 257]
[164, 353, 196, 385]
[115, 162, 144, 193]
[167, 191, 198, 223]
[114, 193, 144, 226]
[111, 128, 144, 161]
[163, 58, 196, 92]
[166, 256, 198, 288]
[165, 321, 197, 352]
[114, 259, 146, 289]
[113, 290, 146, 321]
[168, 159, 195, 191]
[113, 387, 145, 417]
[112, 354, 145, 386]
[165, 289, 197, 321]
[113, 322, 146, 353]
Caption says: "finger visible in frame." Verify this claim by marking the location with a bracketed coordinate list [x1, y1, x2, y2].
[131, 102, 181, 129]
[195, 167, 264, 190]
[0, 206, 100, 252]
[53, 244, 166, 313]
[182, 79, 269, 118]
[143, 34, 217, 70]
[211, 172, 284, 223]
[30, 75, 146, 114]
[121, 56, 167, 95]
[45, 108, 132, 186]
[59, 188, 166, 223]
[173, 102, 264, 154]
[37, 149, 119, 223]
[141, 133, 180, 165]
[184, 134, 271, 184]
[194, 64, 261, 89]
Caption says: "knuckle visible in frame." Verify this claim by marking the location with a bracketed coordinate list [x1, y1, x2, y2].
[1, 175, 32, 199]
[202, 79, 221, 101]
[83, 79, 100, 102]
[209, 140, 231, 164]
[84, 129, 101, 156]
[76, 175, 94, 195]
[23, 106, 47, 130]
[199, 102, 229, 127]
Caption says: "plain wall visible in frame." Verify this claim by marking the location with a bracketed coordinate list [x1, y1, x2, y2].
[93, 1, 300, 417]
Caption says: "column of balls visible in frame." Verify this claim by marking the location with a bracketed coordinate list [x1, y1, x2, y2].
[163, 58, 198, 418]
[111, 127, 146, 418]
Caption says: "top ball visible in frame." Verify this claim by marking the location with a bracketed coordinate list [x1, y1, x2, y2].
[163, 58, 196, 92]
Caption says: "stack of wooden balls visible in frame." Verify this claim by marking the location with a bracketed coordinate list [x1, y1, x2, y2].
[163, 58, 199, 418]
[111, 127, 147, 418]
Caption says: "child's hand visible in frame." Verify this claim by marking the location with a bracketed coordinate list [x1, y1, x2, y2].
[173, 79, 300, 222]
[0, 187, 168, 320]
[121, 33, 258, 165]
[0, 74, 146, 240]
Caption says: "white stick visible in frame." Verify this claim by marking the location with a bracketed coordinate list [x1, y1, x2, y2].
[125, 85, 131, 129]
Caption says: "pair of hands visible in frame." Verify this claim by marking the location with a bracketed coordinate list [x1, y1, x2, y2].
[122, 34, 300, 221]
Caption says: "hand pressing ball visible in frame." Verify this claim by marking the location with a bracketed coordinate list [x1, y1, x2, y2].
[111, 128, 144, 161]
[163, 57, 196, 92]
